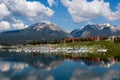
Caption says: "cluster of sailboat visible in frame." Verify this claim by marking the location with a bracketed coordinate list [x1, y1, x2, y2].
[7, 46, 108, 54]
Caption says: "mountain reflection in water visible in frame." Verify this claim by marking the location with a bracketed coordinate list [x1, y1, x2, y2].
[0, 52, 120, 80]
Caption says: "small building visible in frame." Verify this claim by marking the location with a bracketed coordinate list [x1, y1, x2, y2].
[108, 36, 120, 42]
[86, 36, 103, 41]
[61, 38, 81, 43]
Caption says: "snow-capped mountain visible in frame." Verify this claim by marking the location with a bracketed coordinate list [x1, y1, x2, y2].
[27, 21, 66, 31]
[0, 22, 71, 45]
[71, 23, 120, 37]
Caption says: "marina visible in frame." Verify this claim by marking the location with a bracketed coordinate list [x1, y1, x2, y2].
[5, 46, 108, 54]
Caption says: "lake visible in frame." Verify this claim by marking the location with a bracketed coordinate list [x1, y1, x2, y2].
[0, 52, 120, 80]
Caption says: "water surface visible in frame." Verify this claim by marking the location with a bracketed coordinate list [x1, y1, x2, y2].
[0, 52, 120, 80]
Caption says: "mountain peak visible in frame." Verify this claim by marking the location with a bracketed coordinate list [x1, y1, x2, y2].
[28, 21, 62, 31]
[84, 23, 120, 31]
[101, 23, 112, 27]
[0, 21, 71, 45]
[71, 23, 120, 37]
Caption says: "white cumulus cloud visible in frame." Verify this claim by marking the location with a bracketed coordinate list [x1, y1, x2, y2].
[0, 0, 54, 21]
[12, 18, 28, 29]
[0, 3, 10, 20]
[61, 0, 120, 22]
[0, 0, 54, 31]
[48, 0, 56, 7]
[0, 21, 10, 31]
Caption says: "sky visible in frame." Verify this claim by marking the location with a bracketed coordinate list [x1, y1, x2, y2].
[0, 0, 120, 32]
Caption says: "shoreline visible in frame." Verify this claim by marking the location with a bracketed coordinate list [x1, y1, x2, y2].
[0, 41, 120, 57]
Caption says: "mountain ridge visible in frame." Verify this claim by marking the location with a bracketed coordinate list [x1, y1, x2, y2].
[0, 22, 120, 45]
[71, 23, 120, 38]
[0, 22, 71, 45]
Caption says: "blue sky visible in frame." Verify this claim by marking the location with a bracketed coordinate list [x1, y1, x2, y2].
[0, 0, 120, 32]
[28, 0, 120, 31]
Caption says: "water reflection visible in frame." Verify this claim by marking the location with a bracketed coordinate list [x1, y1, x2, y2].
[0, 52, 120, 80]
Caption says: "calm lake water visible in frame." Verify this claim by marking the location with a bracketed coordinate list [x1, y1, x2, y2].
[0, 52, 120, 80]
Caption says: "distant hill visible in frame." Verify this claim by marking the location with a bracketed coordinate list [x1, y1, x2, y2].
[71, 23, 120, 38]
[0, 22, 71, 45]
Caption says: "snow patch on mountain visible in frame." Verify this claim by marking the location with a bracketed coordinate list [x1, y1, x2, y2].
[71, 23, 120, 37]
[29, 21, 64, 31]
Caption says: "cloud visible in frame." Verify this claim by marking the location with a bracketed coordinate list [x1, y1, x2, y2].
[0, 18, 28, 31]
[0, 0, 54, 31]
[0, 3, 10, 20]
[0, 0, 54, 20]
[48, 0, 56, 7]
[61, 0, 120, 23]
[0, 21, 10, 31]
[12, 18, 28, 29]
